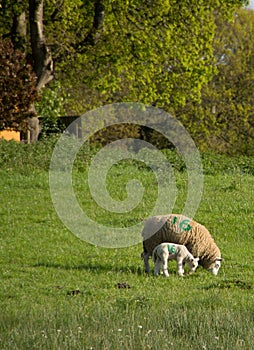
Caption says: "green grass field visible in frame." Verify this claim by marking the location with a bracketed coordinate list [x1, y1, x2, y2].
[0, 138, 254, 349]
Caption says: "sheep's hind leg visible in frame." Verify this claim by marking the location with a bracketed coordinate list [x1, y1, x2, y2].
[143, 252, 151, 273]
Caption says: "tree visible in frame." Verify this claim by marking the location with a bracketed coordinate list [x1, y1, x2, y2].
[1, 0, 54, 88]
[175, 8, 254, 155]
[41, 0, 247, 113]
[1, 0, 248, 142]
[0, 0, 54, 141]
[211, 8, 254, 154]
[0, 38, 38, 131]
[29, 0, 54, 90]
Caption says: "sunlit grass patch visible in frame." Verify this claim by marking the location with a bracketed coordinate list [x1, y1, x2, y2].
[0, 144, 254, 349]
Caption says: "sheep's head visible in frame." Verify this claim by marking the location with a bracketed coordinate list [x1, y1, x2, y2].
[187, 257, 199, 274]
[207, 257, 223, 275]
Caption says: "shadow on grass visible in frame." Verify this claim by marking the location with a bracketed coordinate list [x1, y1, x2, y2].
[202, 279, 253, 290]
[32, 261, 144, 275]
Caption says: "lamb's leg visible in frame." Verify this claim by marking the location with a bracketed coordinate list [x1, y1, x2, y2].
[154, 259, 161, 276]
[162, 252, 170, 277]
[176, 258, 184, 276]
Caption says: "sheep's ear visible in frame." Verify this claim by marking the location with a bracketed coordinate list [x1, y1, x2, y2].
[196, 257, 200, 262]
[216, 257, 223, 261]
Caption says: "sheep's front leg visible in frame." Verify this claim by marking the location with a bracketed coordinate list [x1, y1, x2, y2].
[176, 258, 185, 276]
[162, 252, 170, 277]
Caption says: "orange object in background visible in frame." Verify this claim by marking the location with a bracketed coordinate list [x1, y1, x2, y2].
[0, 130, 20, 142]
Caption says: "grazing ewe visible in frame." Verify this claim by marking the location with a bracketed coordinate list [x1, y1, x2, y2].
[152, 242, 199, 277]
[142, 214, 223, 275]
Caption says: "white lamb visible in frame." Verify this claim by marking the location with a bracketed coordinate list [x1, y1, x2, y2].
[152, 242, 199, 277]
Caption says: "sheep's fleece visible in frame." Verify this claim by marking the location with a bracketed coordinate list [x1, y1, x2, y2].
[142, 214, 222, 274]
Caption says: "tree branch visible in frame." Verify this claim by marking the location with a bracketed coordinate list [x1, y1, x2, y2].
[11, 11, 27, 51]
[76, 0, 105, 51]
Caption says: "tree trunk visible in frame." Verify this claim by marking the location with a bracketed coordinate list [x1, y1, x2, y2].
[29, 0, 54, 90]
[27, 0, 54, 142]
[27, 116, 42, 143]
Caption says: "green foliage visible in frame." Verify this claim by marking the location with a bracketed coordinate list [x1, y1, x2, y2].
[176, 8, 254, 155]
[61, 1, 213, 110]
[52, 0, 246, 113]
[0, 38, 38, 131]
[0, 134, 254, 175]
[88, 123, 141, 147]
[0, 0, 27, 36]
[43, 0, 94, 61]
[0, 136, 59, 172]
[1, 136, 254, 176]
[1, 0, 252, 154]
[200, 151, 254, 175]
[210, 8, 254, 154]
[35, 82, 66, 134]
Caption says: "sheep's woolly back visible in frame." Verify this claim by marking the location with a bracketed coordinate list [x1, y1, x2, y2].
[142, 214, 221, 269]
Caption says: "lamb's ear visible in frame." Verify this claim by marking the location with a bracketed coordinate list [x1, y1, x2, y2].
[191, 257, 199, 262]
[216, 257, 223, 261]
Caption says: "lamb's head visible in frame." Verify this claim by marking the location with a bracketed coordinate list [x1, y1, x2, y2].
[187, 257, 199, 274]
[207, 257, 223, 275]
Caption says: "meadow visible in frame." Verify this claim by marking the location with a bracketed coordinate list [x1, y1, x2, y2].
[0, 137, 254, 350]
